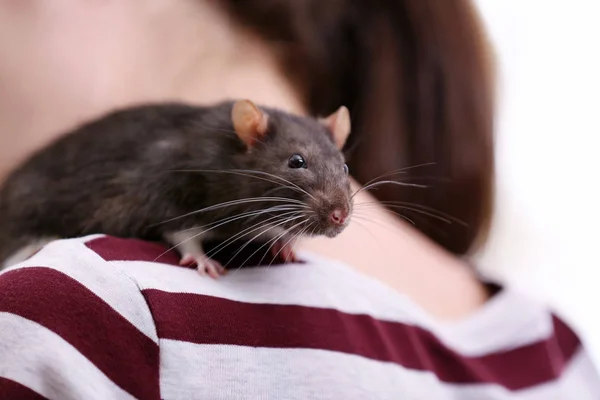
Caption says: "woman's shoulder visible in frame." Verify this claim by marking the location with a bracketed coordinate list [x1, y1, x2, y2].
[1, 235, 599, 399]
[99, 236, 600, 397]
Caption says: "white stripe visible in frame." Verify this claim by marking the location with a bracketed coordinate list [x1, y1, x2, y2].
[0, 312, 137, 400]
[159, 340, 434, 400]
[112, 251, 551, 356]
[1, 238, 158, 343]
[159, 340, 600, 400]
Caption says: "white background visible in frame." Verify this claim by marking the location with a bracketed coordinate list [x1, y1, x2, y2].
[473, 0, 600, 365]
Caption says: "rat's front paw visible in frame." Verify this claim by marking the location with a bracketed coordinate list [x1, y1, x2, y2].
[270, 239, 297, 263]
[180, 254, 227, 279]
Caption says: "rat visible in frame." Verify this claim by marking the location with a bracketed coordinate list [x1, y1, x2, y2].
[0, 99, 353, 278]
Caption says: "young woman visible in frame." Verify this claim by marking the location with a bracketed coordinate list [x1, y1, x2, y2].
[0, 1, 598, 399]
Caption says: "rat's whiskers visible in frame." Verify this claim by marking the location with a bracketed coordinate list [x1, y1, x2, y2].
[352, 180, 428, 199]
[351, 162, 438, 199]
[170, 168, 316, 201]
[245, 204, 310, 224]
[229, 169, 317, 202]
[172, 205, 301, 235]
[351, 211, 413, 231]
[354, 200, 466, 226]
[233, 217, 309, 272]
[205, 210, 304, 259]
[357, 162, 435, 188]
[267, 223, 311, 268]
[152, 206, 302, 261]
[224, 213, 306, 270]
[150, 196, 306, 227]
[258, 219, 307, 268]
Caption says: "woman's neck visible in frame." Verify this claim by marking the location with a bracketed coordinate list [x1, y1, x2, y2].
[0, 0, 305, 181]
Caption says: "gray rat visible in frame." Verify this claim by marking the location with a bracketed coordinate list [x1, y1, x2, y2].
[0, 99, 353, 278]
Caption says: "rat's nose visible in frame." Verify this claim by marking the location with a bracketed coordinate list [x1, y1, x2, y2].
[330, 208, 348, 226]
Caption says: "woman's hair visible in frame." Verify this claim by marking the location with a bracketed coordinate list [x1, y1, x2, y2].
[221, 0, 496, 255]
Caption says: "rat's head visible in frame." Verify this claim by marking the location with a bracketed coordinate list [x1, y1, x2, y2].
[231, 99, 353, 239]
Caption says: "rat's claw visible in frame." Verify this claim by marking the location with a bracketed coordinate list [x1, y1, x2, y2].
[180, 254, 226, 279]
[271, 240, 297, 263]
[179, 254, 197, 267]
[281, 245, 296, 263]
[198, 258, 227, 279]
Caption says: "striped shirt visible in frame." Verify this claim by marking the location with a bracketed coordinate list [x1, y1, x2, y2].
[0, 234, 599, 400]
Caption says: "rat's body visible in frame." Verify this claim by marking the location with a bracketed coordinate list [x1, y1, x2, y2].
[0, 100, 353, 277]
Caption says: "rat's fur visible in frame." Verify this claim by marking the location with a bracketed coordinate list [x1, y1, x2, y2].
[0, 101, 352, 269]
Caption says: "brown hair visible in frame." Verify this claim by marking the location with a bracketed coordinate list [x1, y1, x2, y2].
[221, 0, 496, 255]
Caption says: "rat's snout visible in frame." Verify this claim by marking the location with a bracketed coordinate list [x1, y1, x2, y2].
[330, 208, 349, 226]
[308, 189, 352, 238]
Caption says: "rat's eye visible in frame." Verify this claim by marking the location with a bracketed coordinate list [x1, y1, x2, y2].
[288, 154, 307, 169]
[343, 164, 349, 175]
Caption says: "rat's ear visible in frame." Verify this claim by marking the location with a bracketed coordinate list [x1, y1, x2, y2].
[319, 105, 351, 150]
[231, 99, 269, 148]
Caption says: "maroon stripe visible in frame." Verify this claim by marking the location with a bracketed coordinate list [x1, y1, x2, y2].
[86, 236, 181, 265]
[85, 235, 300, 268]
[0, 267, 160, 400]
[144, 290, 580, 390]
[0, 378, 47, 400]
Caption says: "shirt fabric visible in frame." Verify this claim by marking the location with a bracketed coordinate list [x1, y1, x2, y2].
[0, 234, 598, 400]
